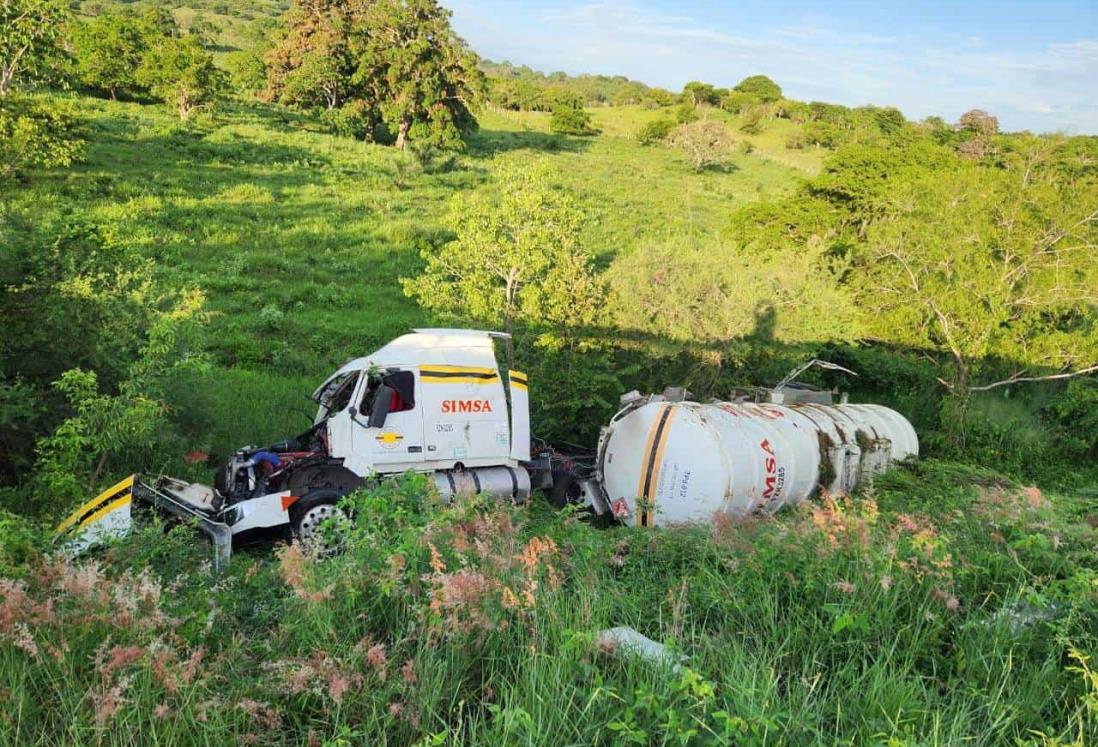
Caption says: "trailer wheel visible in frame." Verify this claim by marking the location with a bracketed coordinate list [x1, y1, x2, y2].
[548, 469, 582, 509]
[290, 489, 348, 555]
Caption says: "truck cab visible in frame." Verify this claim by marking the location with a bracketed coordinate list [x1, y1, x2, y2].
[311, 328, 530, 476]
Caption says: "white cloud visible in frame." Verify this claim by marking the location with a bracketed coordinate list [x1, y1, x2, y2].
[447, 0, 1098, 133]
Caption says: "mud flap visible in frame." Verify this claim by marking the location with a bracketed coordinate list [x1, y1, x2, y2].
[54, 475, 136, 554]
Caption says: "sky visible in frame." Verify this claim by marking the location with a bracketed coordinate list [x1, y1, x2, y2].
[445, 0, 1098, 134]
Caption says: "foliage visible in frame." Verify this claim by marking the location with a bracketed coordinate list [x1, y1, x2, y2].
[958, 108, 999, 136]
[264, 0, 361, 110]
[549, 103, 597, 136]
[682, 80, 720, 106]
[223, 51, 267, 99]
[0, 219, 203, 505]
[353, 0, 483, 150]
[32, 280, 206, 512]
[402, 159, 603, 342]
[855, 161, 1098, 394]
[733, 74, 782, 103]
[634, 117, 673, 145]
[674, 101, 698, 124]
[666, 120, 735, 171]
[606, 235, 861, 344]
[0, 0, 68, 96]
[136, 35, 227, 119]
[69, 12, 159, 100]
[0, 95, 83, 179]
[482, 58, 673, 110]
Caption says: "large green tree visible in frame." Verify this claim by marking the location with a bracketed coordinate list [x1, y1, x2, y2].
[0, 0, 67, 96]
[70, 13, 152, 100]
[136, 36, 227, 120]
[354, 0, 483, 150]
[402, 160, 603, 352]
[265, 0, 362, 109]
[856, 157, 1098, 395]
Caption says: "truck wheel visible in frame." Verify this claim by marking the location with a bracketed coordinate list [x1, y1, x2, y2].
[548, 470, 582, 509]
[291, 489, 348, 555]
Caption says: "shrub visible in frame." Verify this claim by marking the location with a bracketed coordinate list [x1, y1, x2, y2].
[0, 97, 83, 179]
[634, 117, 674, 145]
[549, 105, 597, 136]
[675, 101, 698, 124]
[667, 120, 735, 171]
[739, 107, 764, 135]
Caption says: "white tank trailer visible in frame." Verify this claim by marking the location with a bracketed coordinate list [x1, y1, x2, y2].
[593, 388, 918, 527]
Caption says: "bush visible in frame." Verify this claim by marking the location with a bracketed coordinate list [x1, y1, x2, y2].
[549, 105, 597, 136]
[0, 97, 83, 179]
[739, 107, 764, 135]
[634, 117, 674, 145]
[667, 120, 735, 171]
[675, 101, 698, 124]
[323, 99, 380, 140]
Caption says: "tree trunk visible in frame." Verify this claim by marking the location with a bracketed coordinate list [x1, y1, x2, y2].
[0, 69, 12, 97]
[395, 118, 410, 150]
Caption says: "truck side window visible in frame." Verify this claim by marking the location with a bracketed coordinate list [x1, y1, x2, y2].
[385, 371, 415, 412]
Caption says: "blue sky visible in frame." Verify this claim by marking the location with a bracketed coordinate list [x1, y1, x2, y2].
[446, 1, 1098, 133]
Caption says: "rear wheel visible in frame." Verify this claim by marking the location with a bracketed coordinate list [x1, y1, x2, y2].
[548, 469, 582, 509]
[291, 489, 349, 555]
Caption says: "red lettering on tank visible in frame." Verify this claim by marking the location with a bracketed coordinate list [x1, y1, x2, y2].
[761, 439, 778, 500]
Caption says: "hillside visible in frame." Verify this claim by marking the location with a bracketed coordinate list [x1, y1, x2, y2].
[1, 0, 1097, 743]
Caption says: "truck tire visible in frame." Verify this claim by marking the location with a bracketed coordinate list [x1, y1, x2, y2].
[548, 469, 582, 509]
[290, 488, 349, 555]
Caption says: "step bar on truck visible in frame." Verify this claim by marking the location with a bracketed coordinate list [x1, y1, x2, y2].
[55, 474, 233, 571]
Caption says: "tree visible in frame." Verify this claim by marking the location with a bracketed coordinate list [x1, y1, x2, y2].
[265, 0, 361, 110]
[0, 0, 67, 96]
[734, 75, 782, 103]
[402, 160, 604, 360]
[354, 0, 483, 150]
[549, 103, 596, 136]
[682, 81, 719, 106]
[856, 164, 1098, 395]
[958, 108, 999, 136]
[606, 236, 860, 345]
[667, 120, 735, 171]
[136, 36, 227, 120]
[224, 51, 267, 99]
[70, 14, 150, 99]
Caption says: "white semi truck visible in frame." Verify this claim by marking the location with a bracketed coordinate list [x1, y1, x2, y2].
[57, 329, 918, 566]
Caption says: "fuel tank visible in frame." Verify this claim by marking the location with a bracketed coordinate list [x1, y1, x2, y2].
[596, 395, 917, 527]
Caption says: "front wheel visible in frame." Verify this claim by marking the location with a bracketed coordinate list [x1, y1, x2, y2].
[291, 489, 349, 555]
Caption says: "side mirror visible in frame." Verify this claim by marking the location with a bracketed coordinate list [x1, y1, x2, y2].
[368, 385, 393, 428]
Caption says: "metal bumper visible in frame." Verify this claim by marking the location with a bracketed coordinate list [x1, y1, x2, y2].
[134, 476, 233, 571]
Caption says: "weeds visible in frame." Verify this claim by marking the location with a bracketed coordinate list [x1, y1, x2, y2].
[1, 462, 1095, 744]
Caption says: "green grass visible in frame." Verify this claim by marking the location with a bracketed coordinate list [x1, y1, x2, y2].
[2, 462, 1096, 744]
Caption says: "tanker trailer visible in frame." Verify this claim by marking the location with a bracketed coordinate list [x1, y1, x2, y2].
[590, 388, 918, 527]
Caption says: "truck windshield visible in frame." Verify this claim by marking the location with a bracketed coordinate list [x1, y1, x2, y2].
[315, 372, 360, 417]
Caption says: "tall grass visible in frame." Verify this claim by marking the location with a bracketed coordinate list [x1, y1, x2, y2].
[2, 462, 1095, 745]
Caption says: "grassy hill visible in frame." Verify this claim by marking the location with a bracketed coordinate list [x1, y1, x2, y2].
[5, 94, 816, 471]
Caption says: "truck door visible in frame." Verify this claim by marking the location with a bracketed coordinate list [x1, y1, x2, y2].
[348, 369, 425, 474]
